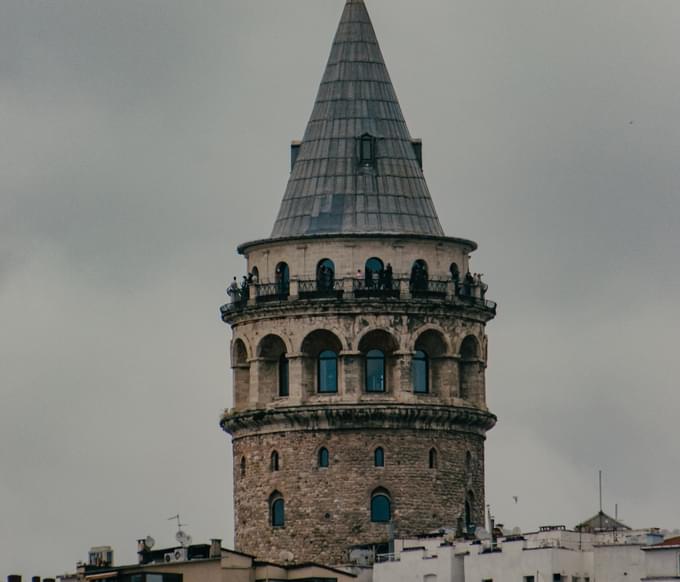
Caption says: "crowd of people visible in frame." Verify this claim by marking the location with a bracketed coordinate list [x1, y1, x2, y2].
[452, 269, 488, 300]
[226, 271, 258, 303]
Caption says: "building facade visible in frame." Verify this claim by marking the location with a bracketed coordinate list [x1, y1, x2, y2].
[220, 0, 497, 565]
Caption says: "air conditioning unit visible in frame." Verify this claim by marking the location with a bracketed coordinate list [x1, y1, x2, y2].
[164, 548, 188, 563]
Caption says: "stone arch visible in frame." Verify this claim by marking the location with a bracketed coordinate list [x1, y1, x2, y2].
[358, 329, 399, 394]
[410, 258, 429, 292]
[459, 335, 483, 403]
[301, 329, 345, 396]
[269, 490, 285, 528]
[414, 328, 450, 396]
[256, 334, 290, 401]
[316, 258, 335, 291]
[232, 338, 251, 409]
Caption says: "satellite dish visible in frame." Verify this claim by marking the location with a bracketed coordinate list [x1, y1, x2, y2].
[176, 530, 192, 547]
[145, 536, 155, 550]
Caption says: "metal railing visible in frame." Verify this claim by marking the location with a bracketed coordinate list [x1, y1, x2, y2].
[256, 282, 289, 303]
[410, 278, 448, 299]
[352, 278, 400, 298]
[298, 278, 344, 299]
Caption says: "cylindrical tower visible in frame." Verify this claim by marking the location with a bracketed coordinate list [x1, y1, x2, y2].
[220, 0, 497, 566]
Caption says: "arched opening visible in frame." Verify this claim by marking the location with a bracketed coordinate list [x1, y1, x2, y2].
[450, 262, 460, 295]
[301, 330, 344, 395]
[275, 262, 290, 298]
[270, 492, 285, 528]
[364, 257, 384, 289]
[359, 330, 398, 394]
[316, 258, 335, 291]
[414, 330, 447, 395]
[374, 447, 385, 467]
[410, 259, 429, 292]
[240, 456, 246, 477]
[257, 335, 288, 401]
[412, 350, 429, 393]
[250, 266, 260, 284]
[370, 488, 391, 523]
[465, 451, 473, 472]
[459, 335, 481, 401]
[465, 490, 475, 530]
[318, 447, 330, 468]
[232, 338, 250, 409]
[429, 448, 438, 469]
[271, 451, 280, 472]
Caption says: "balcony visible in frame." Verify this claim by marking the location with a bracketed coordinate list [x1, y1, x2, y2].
[220, 276, 495, 318]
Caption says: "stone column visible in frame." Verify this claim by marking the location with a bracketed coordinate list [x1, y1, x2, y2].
[340, 351, 362, 400]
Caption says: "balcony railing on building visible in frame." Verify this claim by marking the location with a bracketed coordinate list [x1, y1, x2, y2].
[221, 276, 495, 317]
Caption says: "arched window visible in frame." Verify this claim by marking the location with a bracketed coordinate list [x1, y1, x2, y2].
[365, 349, 385, 392]
[449, 262, 459, 282]
[429, 448, 438, 469]
[365, 257, 384, 289]
[318, 350, 338, 393]
[318, 447, 330, 468]
[251, 266, 259, 283]
[271, 451, 280, 472]
[270, 492, 285, 528]
[465, 451, 473, 472]
[374, 447, 385, 467]
[275, 262, 290, 297]
[240, 456, 246, 477]
[410, 259, 429, 292]
[278, 354, 289, 397]
[370, 489, 391, 523]
[316, 258, 335, 291]
[465, 490, 475, 530]
[412, 349, 429, 393]
[459, 336, 481, 400]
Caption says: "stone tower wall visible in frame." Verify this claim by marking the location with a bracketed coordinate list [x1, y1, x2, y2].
[233, 427, 485, 565]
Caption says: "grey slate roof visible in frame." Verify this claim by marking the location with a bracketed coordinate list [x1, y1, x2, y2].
[270, 0, 445, 239]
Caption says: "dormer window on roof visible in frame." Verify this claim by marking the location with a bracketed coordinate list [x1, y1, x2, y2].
[358, 133, 376, 167]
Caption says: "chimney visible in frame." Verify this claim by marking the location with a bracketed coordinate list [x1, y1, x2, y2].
[137, 539, 148, 564]
[209, 539, 222, 559]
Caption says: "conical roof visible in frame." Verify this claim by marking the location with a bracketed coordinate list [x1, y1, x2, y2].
[270, 0, 445, 239]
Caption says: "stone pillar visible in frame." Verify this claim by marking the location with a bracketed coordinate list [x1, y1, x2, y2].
[435, 355, 458, 402]
[287, 353, 306, 402]
[248, 357, 265, 407]
[396, 351, 413, 395]
[340, 351, 362, 399]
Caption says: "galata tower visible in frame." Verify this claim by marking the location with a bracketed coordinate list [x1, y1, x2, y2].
[221, 0, 497, 566]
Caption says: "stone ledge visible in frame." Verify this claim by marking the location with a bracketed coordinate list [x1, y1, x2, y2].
[221, 403, 497, 439]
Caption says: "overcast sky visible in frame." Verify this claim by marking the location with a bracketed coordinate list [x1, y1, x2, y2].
[2, 0, 680, 576]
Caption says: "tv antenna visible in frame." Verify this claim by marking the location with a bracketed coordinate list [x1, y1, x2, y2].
[168, 514, 193, 547]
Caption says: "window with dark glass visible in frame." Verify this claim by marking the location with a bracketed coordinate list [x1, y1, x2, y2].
[318, 350, 338, 393]
[271, 496, 285, 527]
[413, 350, 429, 393]
[271, 451, 280, 472]
[275, 262, 290, 297]
[359, 133, 376, 166]
[371, 491, 391, 523]
[365, 349, 385, 392]
[429, 448, 437, 469]
[374, 447, 385, 467]
[364, 257, 384, 289]
[316, 258, 335, 291]
[278, 354, 289, 397]
[318, 447, 330, 468]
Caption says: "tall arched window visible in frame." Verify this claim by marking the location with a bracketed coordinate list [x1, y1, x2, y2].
[316, 258, 335, 291]
[270, 492, 285, 528]
[278, 354, 289, 397]
[240, 456, 246, 477]
[465, 490, 475, 530]
[318, 447, 330, 468]
[251, 266, 260, 283]
[429, 448, 438, 469]
[370, 489, 391, 523]
[318, 350, 338, 393]
[466, 451, 473, 472]
[275, 262, 290, 297]
[412, 349, 429, 393]
[365, 349, 385, 392]
[365, 257, 384, 289]
[271, 451, 280, 472]
[410, 259, 429, 292]
[374, 447, 385, 467]
[459, 336, 481, 400]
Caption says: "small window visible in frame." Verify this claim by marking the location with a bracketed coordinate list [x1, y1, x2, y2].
[370, 490, 391, 523]
[428, 448, 437, 469]
[365, 349, 386, 392]
[318, 447, 330, 468]
[466, 450, 473, 472]
[271, 451, 280, 472]
[271, 495, 285, 527]
[374, 447, 385, 467]
[413, 350, 429, 393]
[240, 456, 246, 477]
[553, 575, 562, 582]
[524, 577, 535, 582]
[318, 350, 338, 393]
[358, 133, 376, 166]
[278, 354, 289, 397]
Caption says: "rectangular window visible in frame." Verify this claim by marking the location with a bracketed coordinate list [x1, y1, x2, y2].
[524, 577, 535, 582]
[553, 575, 562, 582]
